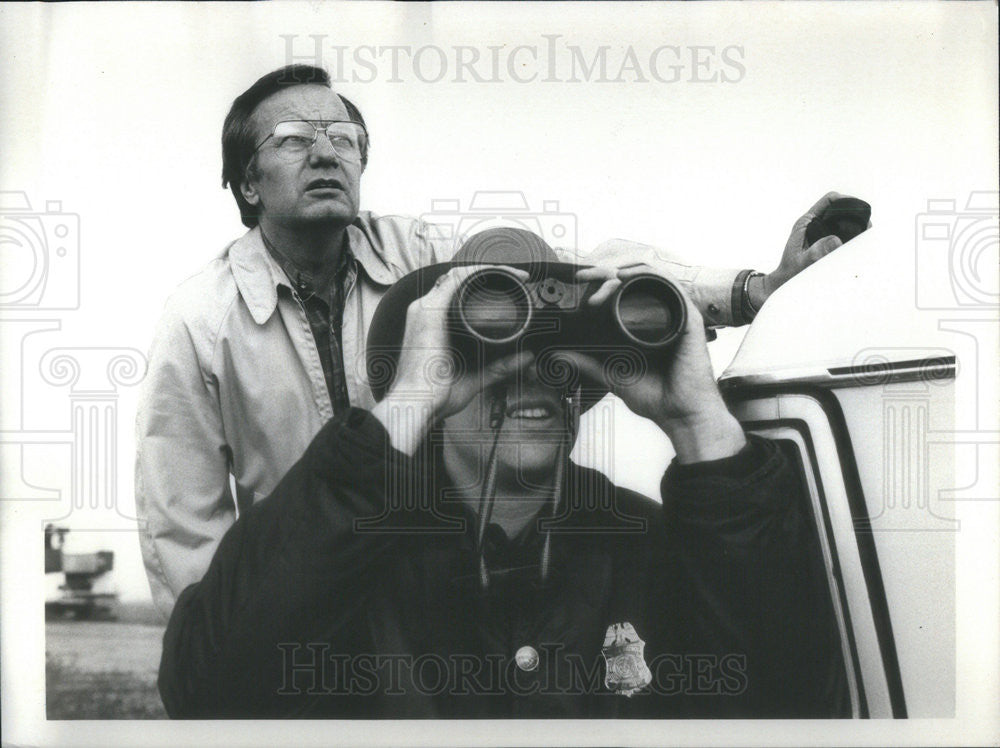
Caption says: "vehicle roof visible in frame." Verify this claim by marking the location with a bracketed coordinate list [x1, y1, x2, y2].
[719, 226, 957, 390]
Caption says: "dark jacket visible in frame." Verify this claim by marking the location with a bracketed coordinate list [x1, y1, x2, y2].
[159, 408, 848, 718]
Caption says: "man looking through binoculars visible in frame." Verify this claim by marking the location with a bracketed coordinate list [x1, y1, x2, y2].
[159, 228, 846, 718]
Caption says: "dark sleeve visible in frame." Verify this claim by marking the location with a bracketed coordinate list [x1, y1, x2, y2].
[660, 434, 848, 717]
[158, 407, 415, 718]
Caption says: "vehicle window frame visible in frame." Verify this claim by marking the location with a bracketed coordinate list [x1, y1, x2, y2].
[726, 386, 910, 718]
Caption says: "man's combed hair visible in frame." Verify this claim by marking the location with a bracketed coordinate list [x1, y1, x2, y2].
[221, 64, 369, 228]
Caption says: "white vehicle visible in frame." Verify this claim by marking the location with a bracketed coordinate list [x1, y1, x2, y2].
[716, 218, 981, 717]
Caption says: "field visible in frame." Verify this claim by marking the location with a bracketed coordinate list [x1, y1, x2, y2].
[46, 610, 167, 719]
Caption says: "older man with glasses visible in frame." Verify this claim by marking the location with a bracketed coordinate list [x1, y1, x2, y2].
[136, 63, 851, 621]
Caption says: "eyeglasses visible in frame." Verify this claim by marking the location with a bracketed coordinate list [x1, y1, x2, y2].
[252, 120, 367, 163]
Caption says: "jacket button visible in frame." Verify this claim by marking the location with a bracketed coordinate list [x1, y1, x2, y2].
[515, 645, 539, 672]
[708, 303, 720, 316]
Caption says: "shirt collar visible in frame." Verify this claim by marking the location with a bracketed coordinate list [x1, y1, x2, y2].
[262, 229, 349, 304]
[229, 221, 395, 325]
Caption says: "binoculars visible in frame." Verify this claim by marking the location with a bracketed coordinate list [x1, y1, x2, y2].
[365, 262, 687, 401]
[452, 266, 686, 353]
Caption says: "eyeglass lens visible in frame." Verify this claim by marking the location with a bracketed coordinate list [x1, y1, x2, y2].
[269, 121, 364, 162]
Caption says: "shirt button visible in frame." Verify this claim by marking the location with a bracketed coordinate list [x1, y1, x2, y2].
[708, 303, 720, 315]
[515, 645, 539, 672]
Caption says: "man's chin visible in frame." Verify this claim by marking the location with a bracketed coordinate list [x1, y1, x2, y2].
[296, 200, 359, 226]
[498, 445, 563, 481]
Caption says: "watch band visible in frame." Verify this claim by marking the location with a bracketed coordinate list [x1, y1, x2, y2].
[731, 269, 754, 327]
[742, 271, 765, 322]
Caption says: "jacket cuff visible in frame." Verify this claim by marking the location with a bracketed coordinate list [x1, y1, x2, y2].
[684, 265, 744, 328]
[668, 435, 766, 480]
[310, 406, 396, 478]
[343, 405, 392, 441]
[661, 434, 786, 506]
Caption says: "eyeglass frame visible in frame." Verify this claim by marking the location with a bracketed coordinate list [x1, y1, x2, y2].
[251, 120, 369, 163]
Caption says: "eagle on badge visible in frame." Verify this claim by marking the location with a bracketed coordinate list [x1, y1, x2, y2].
[601, 622, 653, 697]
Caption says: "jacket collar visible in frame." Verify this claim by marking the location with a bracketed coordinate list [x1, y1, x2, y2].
[229, 222, 396, 325]
[344, 220, 398, 287]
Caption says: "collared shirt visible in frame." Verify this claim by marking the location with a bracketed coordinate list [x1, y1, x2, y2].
[263, 233, 353, 415]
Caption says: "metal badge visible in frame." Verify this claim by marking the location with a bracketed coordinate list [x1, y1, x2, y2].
[601, 622, 652, 697]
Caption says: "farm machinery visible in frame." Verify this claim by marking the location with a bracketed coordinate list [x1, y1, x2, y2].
[44, 525, 118, 620]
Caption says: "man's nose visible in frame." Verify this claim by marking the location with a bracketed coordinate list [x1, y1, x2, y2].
[307, 133, 342, 166]
[495, 359, 539, 391]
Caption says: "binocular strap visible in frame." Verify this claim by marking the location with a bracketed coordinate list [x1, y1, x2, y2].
[475, 392, 507, 592]
[475, 389, 581, 594]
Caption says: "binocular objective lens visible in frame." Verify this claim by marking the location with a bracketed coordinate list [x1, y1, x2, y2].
[614, 276, 684, 346]
[458, 269, 532, 343]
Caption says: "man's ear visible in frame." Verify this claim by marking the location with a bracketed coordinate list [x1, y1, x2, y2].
[240, 170, 261, 208]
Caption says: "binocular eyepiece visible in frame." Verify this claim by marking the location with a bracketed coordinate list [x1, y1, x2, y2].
[450, 267, 686, 356]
